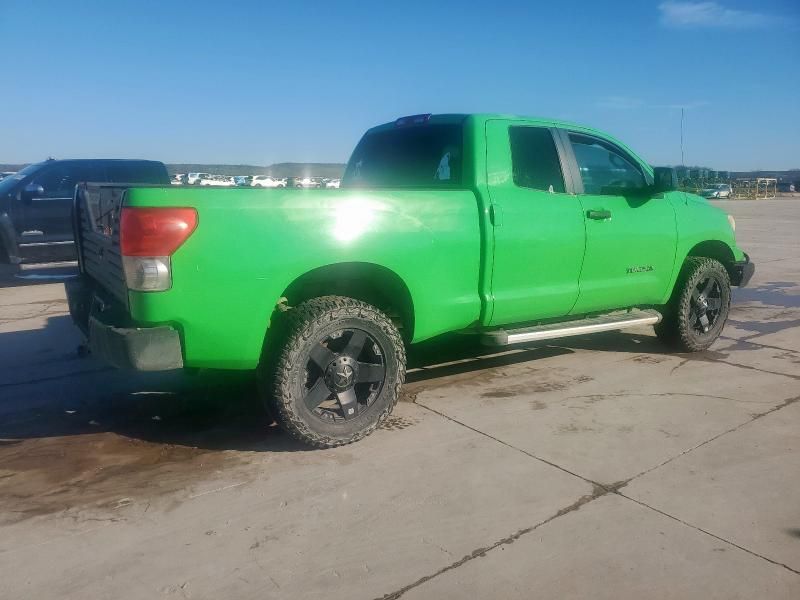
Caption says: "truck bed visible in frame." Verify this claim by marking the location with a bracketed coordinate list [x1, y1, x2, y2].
[72, 184, 484, 369]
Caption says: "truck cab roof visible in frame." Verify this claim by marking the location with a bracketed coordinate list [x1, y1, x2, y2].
[370, 113, 600, 132]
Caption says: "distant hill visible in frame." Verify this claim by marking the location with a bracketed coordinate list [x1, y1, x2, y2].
[0, 162, 347, 179]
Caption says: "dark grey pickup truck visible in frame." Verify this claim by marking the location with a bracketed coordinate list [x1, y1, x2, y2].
[0, 159, 169, 265]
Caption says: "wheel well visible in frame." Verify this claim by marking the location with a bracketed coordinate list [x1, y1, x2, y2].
[686, 241, 735, 272]
[280, 263, 415, 340]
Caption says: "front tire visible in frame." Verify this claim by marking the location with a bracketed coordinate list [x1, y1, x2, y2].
[264, 296, 406, 448]
[655, 257, 731, 352]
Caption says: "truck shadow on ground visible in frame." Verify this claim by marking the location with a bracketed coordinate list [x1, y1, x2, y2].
[732, 281, 800, 309]
[0, 331, 645, 453]
[2, 275, 795, 456]
[1, 288, 794, 520]
[0, 318, 582, 454]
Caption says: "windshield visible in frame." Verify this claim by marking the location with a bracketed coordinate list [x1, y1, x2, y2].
[342, 124, 464, 189]
[0, 162, 44, 195]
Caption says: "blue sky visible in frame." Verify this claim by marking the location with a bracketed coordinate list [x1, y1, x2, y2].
[1, 0, 798, 170]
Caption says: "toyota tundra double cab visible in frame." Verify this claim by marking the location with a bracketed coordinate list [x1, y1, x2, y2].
[66, 113, 754, 447]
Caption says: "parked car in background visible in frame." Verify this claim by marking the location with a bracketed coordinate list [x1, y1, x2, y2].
[187, 172, 210, 185]
[701, 183, 732, 199]
[295, 177, 321, 188]
[251, 175, 285, 188]
[199, 175, 235, 186]
[171, 173, 187, 185]
[66, 113, 752, 448]
[234, 175, 252, 186]
[0, 158, 169, 264]
[325, 178, 341, 189]
[0, 171, 16, 181]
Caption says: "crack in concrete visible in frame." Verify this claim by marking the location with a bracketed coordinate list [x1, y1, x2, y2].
[619, 492, 800, 576]
[615, 394, 800, 490]
[670, 354, 800, 381]
[377, 484, 608, 600]
[0, 298, 68, 306]
[414, 401, 607, 490]
[564, 391, 773, 406]
[0, 302, 68, 325]
[385, 394, 800, 597]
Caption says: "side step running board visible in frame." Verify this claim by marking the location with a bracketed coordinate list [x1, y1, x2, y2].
[482, 309, 662, 346]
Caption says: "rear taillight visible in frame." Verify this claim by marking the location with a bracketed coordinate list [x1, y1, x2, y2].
[120, 207, 197, 291]
[120, 207, 197, 256]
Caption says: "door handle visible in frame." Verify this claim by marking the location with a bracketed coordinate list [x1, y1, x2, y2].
[587, 209, 612, 220]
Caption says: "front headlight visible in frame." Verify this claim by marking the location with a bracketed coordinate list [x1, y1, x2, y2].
[727, 214, 736, 231]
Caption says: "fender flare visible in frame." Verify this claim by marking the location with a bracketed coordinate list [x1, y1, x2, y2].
[661, 239, 737, 304]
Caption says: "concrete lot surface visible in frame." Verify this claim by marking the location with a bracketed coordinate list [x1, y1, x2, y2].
[0, 199, 798, 599]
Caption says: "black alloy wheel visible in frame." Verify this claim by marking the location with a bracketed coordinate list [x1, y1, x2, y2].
[689, 275, 723, 334]
[263, 296, 406, 448]
[655, 256, 731, 352]
[303, 328, 386, 422]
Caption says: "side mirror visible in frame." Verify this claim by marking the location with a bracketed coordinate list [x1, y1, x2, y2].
[653, 167, 678, 193]
[23, 183, 45, 200]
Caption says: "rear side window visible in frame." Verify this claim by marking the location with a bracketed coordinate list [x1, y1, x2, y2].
[509, 127, 566, 193]
[343, 124, 463, 188]
[569, 133, 646, 195]
[106, 162, 170, 184]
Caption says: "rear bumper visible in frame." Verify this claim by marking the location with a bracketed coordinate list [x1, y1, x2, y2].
[66, 276, 183, 371]
[731, 253, 755, 287]
[88, 317, 183, 371]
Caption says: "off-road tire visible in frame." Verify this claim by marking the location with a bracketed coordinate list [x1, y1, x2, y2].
[655, 257, 731, 352]
[262, 296, 406, 448]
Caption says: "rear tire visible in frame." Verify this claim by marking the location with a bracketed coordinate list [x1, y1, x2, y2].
[262, 296, 406, 448]
[655, 257, 731, 352]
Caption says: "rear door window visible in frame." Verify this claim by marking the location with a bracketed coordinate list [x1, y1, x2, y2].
[343, 124, 463, 188]
[509, 127, 566, 193]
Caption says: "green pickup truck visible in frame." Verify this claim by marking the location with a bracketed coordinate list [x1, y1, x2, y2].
[67, 113, 754, 447]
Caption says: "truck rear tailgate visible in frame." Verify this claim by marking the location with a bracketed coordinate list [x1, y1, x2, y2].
[68, 183, 184, 370]
[74, 183, 129, 307]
